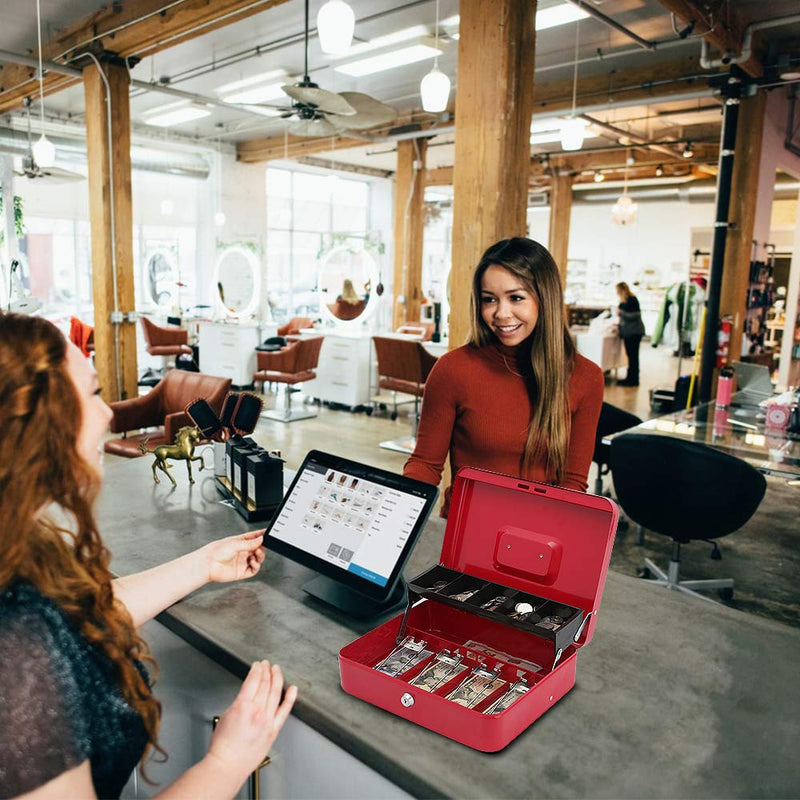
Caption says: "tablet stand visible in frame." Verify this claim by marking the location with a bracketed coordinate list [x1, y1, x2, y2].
[303, 574, 407, 619]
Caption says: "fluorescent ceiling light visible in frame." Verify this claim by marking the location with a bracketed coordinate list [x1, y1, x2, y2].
[334, 38, 443, 77]
[215, 69, 287, 95]
[332, 25, 430, 59]
[536, 3, 589, 31]
[221, 82, 286, 104]
[432, 3, 589, 34]
[143, 102, 212, 127]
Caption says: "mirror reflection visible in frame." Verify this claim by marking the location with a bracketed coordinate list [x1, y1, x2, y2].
[319, 246, 377, 324]
[215, 246, 258, 317]
[146, 250, 177, 308]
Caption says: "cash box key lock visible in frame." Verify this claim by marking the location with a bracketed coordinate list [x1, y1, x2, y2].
[401, 693, 415, 708]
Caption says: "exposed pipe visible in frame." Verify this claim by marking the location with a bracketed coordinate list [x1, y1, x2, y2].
[536, 36, 692, 74]
[0, 49, 285, 121]
[0, 127, 210, 178]
[700, 14, 800, 70]
[563, 0, 655, 51]
[699, 75, 742, 403]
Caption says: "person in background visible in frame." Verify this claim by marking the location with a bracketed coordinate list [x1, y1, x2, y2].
[330, 278, 366, 320]
[404, 237, 604, 515]
[0, 313, 297, 799]
[616, 281, 646, 387]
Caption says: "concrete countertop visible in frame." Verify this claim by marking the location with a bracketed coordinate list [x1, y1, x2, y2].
[99, 453, 800, 799]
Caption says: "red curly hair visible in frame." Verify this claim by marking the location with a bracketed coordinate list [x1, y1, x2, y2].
[0, 313, 161, 764]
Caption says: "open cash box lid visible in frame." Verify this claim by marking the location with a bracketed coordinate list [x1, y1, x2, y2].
[440, 467, 618, 648]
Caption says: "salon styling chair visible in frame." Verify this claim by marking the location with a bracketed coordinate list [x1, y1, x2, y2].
[610, 433, 766, 602]
[140, 316, 193, 373]
[372, 336, 438, 454]
[277, 316, 314, 337]
[253, 336, 324, 422]
[396, 320, 435, 340]
[69, 317, 95, 357]
[592, 403, 642, 496]
[104, 370, 232, 457]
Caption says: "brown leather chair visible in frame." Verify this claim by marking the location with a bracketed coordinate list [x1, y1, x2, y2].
[140, 316, 193, 369]
[372, 336, 438, 453]
[396, 320, 435, 341]
[277, 317, 315, 337]
[254, 336, 324, 422]
[104, 370, 232, 457]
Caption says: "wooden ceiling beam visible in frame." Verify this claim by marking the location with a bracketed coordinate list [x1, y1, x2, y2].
[238, 118, 453, 163]
[238, 133, 367, 163]
[0, 0, 289, 113]
[656, 1, 761, 77]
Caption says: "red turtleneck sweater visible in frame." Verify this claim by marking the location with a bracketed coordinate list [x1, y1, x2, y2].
[403, 341, 604, 513]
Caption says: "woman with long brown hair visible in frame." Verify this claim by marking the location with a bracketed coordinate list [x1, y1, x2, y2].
[404, 237, 604, 513]
[0, 313, 296, 798]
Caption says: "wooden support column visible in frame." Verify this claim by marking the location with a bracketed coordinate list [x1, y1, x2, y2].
[83, 60, 137, 402]
[450, 0, 536, 347]
[719, 91, 767, 363]
[548, 172, 573, 286]
[392, 138, 427, 329]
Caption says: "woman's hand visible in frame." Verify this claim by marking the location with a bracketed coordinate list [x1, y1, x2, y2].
[203, 530, 266, 584]
[207, 661, 297, 786]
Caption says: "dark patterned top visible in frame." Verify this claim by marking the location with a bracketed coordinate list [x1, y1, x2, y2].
[0, 583, 148, 798]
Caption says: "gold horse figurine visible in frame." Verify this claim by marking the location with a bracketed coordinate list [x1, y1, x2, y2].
[140, 425, 205, 486]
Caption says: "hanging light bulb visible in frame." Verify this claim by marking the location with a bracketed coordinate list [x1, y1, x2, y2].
[33, 133, 56, 168]
[420, 0, 450, 113]
[214, 211, 227, 227]
[611, 147, 638, 226]
[34, 0, 55, 168]
[560, 117, 586, 151]
[560, 20, 584, 152]
[317, 0, 355, 55]
[421, 64, 450, 112]
[214, 138, 226, 227]
[655, 164, 664, 177]
[593, 170, 604, 183]
[682, 141, 694, 158]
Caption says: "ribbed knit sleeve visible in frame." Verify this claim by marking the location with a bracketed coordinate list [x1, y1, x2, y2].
[402, 352, 458, 487]
[562, 355, 605, 492]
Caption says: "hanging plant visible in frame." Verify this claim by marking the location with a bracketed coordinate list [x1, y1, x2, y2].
[317, 232, 385, 261]
[0, 194, 25, 246]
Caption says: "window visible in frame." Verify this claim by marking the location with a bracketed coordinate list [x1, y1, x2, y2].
[266, 167, 372, 321]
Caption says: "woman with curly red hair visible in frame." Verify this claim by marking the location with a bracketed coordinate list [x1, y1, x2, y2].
[0, 313, 296, 798]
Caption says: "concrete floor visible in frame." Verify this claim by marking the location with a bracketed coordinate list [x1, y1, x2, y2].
[242, 340, 800, 629]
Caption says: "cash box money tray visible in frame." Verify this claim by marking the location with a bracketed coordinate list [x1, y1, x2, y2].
[339, 467, 618, 751]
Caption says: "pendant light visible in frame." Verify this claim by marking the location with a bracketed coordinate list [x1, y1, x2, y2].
[420, 0, 450, 113]
[317, 0, 355, 55]
[32, 0, 55, 168]
[560, 20, 585, 152]
[214, 139, 226, 227]
[611, 149, 638, 226]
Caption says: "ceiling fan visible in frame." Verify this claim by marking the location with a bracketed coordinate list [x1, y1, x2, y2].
[250, 0, 398, 137]
[14, 98, 85, 183]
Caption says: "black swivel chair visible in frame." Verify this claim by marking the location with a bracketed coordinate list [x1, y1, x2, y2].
[592, 402, 643, 496]
[610, 433, 766, 602]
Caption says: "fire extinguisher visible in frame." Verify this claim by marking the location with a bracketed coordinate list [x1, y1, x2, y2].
[716, 315, 732, 368]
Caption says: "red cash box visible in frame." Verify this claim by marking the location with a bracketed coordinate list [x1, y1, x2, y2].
[338, 467, 618, 752]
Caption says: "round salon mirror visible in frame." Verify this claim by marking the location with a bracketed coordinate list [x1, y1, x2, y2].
[318, 245, 378, 327]
[213, 245, 260, 318]
[145, 249, 178, 308]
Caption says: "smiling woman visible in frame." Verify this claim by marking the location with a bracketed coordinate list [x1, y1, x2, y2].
[403, 237, 605, 516]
